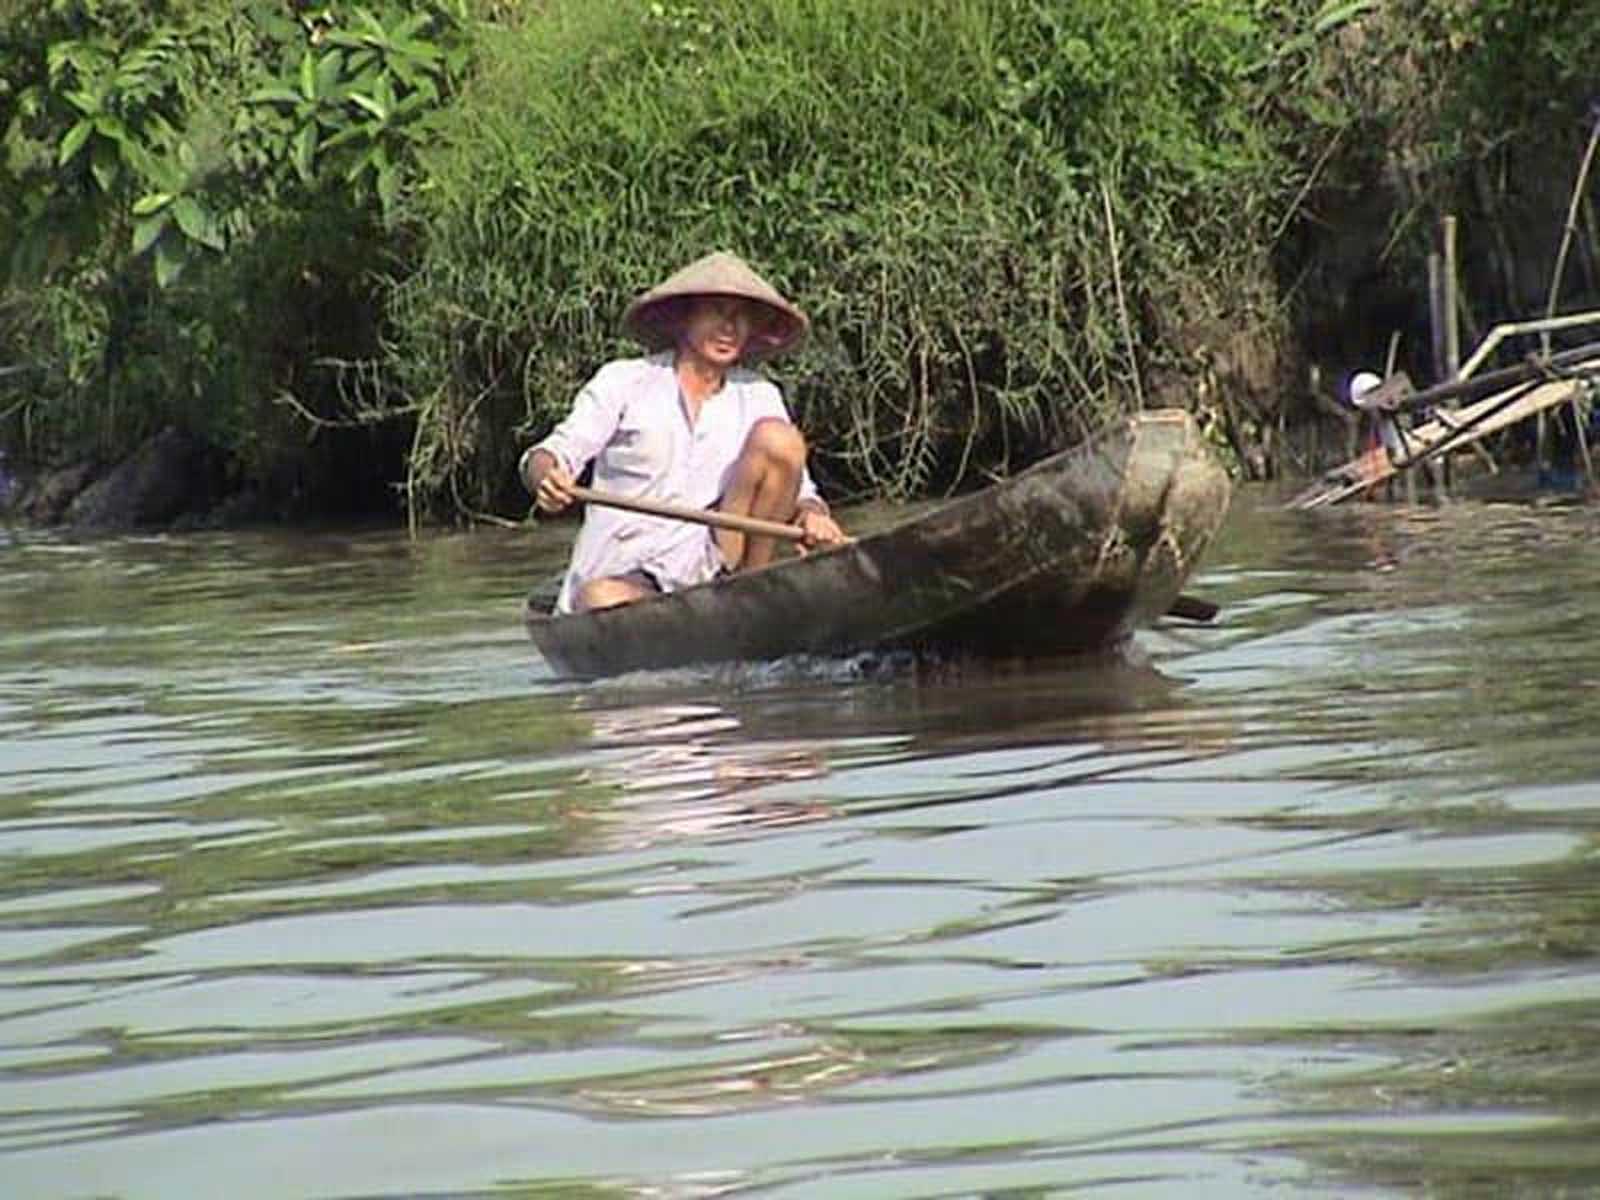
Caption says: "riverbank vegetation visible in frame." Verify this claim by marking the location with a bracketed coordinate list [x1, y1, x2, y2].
[4, 0, 1600, 525]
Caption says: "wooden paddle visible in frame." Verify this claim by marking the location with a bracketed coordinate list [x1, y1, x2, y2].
[1165, 593, 1219, 622]
[567, 484, 811, 542]
[560, 484, 1220, 623]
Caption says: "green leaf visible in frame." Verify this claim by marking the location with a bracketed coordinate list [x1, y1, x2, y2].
[375, 160, 398, 216]
[132, 210, 170, 255]
[45, 41, 74, 78]
[394, 37, 442, 66]
[1313, 0, 1377, 34]
[91, 114, 129, 146]
[396, 13, 433, 41]
[299, 50, 317, 100]
[190, 205, 225, 251]
[394, 89, 432, 118]
[116, 49, 156, 91]
[131, 145, 181, 190]
[131, 191, 175, 216]
[145, 113, 179, 145]
[356, 7, 388, 41]
[153, 237, 184, 288]
[322, 124, 370, 152]
[90, 140, 118, 192]
[349, 91, 388, 121]
[344, 145, 378, 180]
[247, 85, 303, 106]
[9, 83, 42, 123]
[316, 49, 346, 97]
[57, 120, 93, 165]
[62, 87, 99, 116]
[293, 122, 318, 182]
[171, 196, 206, 244]
[388, 57, 418, 90]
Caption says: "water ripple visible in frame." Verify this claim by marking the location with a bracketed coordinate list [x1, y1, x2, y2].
[3, 502, 1600, 1197]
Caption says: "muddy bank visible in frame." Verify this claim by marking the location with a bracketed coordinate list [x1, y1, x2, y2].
[6, 428, 238, 530]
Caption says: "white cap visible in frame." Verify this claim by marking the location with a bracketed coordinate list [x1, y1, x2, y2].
[1348, 370, 1383, 407]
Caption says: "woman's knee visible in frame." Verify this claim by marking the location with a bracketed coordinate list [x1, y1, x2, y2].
[745, 417, 806, 466]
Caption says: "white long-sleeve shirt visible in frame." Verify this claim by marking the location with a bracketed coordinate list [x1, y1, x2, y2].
[534, 352, 822, 613]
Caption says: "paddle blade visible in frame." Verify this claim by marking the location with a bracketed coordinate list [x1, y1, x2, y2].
[1167, 593, 1219, 622]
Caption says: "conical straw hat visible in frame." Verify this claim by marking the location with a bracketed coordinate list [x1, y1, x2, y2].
[621, 251, 809, 360]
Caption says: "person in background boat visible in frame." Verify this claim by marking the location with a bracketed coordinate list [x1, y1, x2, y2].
[1349, 370, 1405, 461]
[519, 251, 847, 613]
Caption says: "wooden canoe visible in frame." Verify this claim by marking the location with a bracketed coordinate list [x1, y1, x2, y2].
[525, 408, 1231, 677]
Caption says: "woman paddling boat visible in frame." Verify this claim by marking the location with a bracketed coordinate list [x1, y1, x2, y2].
[524, 406, 1231, 678]
[518, 251, 847, 613]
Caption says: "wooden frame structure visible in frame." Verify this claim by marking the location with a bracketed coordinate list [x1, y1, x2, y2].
[1289, 313, 1600, 510]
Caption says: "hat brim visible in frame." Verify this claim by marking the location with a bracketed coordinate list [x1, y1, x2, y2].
[622, 292, 808, 361]
[620, 252, 809, 361]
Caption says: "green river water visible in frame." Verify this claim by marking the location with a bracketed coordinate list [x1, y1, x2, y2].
[3, 488, 1600, 1198]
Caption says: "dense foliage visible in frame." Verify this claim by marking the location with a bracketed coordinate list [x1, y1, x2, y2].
[1, 0, 470, 511]
[393, 0, 1323, 513]
[3, 0, 1599, 522]
[1275, 0, 1600, 376]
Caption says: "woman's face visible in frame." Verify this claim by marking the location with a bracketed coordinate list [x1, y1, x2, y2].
[679, 296, 760, 367]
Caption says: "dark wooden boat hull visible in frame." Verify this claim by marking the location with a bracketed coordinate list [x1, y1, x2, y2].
[526, 408, 1231, 677]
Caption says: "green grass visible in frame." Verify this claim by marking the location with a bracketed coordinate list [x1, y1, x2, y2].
[389, 0, 1301, 512]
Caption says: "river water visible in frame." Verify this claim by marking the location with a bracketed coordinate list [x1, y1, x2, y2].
[3, 489, 1599, 1199]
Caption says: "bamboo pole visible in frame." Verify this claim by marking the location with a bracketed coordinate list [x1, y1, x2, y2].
[1458, 311, 1600, 380]
[1545, 117, 1600, 486]
[1543, 116, 1600, 336]
[1427, 252, 1446, 383]
[1390, 335, 1600, 414]
[1100, 177, 1144, 412]
[1435, 216, 1461, 497]
[1420, 243, 1448, 501]
[1443, 215, 1461, 378]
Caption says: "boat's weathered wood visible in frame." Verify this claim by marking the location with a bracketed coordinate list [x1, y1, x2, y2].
[1288, 376, 1591, 510]
[525, 409, 1230, 677]
[564, 480, 1219, 623]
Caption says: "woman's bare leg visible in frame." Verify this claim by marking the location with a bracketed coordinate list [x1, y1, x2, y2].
[715, 417, 806, 570]
[575, 575, 658, 611]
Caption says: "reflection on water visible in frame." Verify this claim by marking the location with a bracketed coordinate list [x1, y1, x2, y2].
[2, 496, 1600, 1197]
[579, 704, 834, 847]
